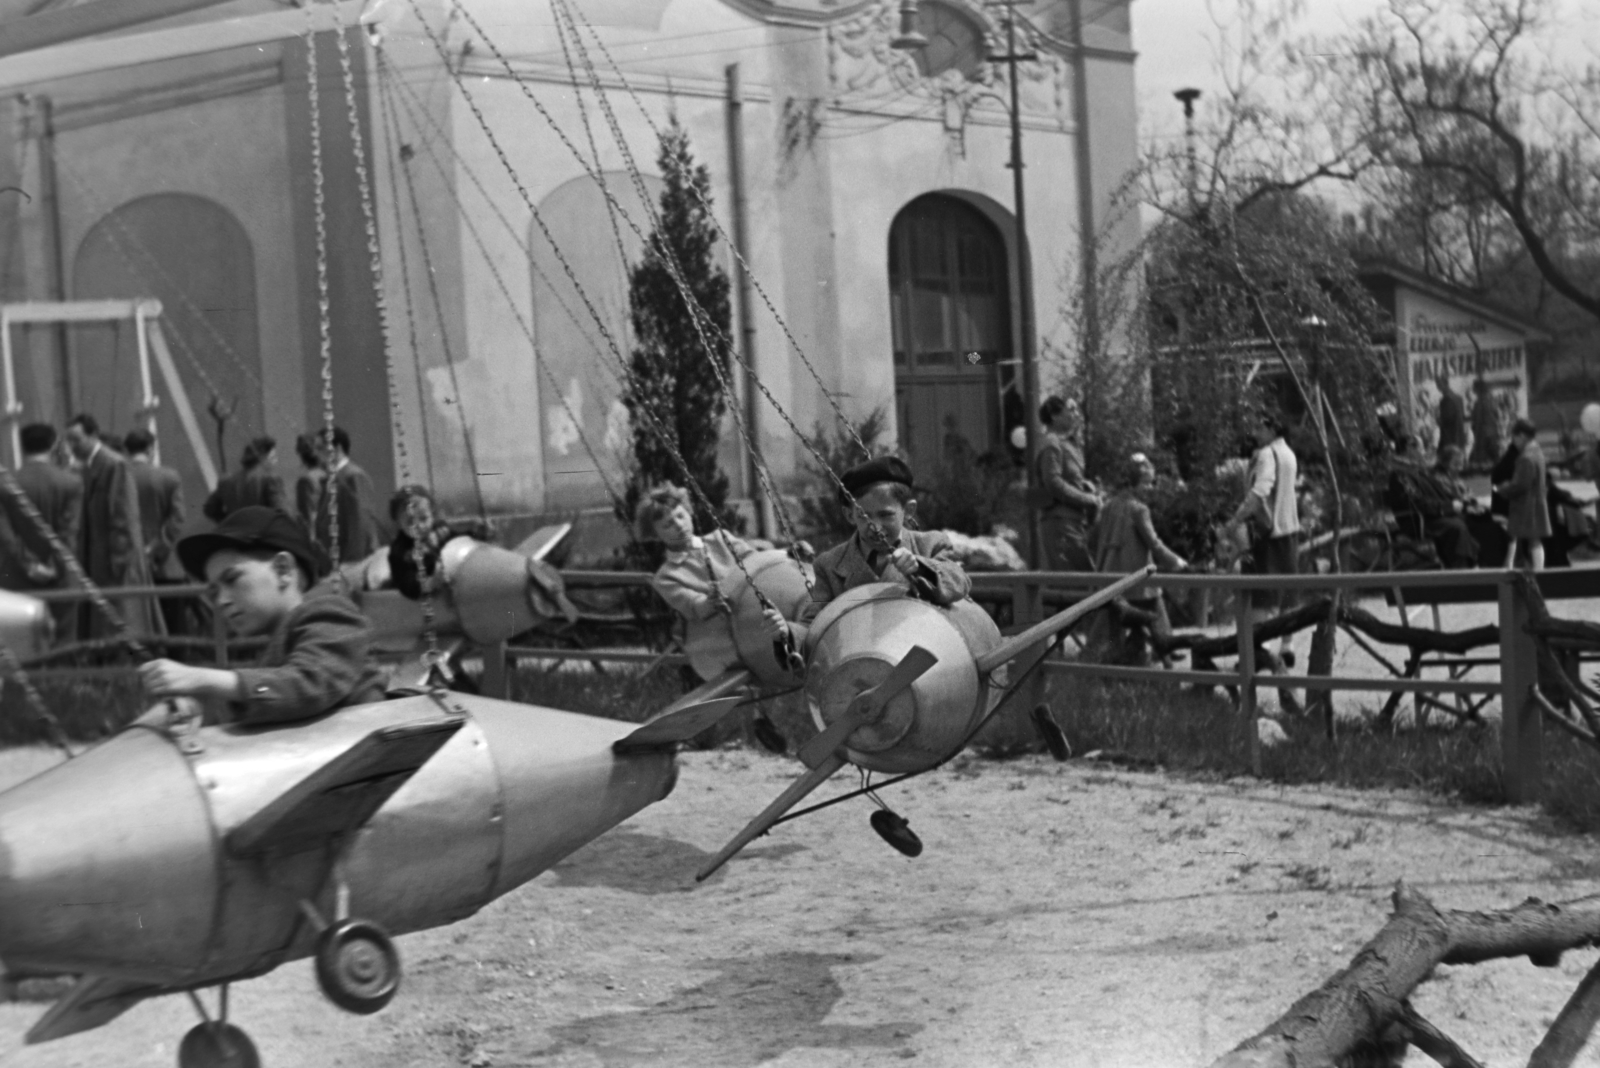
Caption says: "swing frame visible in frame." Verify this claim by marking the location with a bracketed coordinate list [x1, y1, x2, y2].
[0, 297, 218, 488]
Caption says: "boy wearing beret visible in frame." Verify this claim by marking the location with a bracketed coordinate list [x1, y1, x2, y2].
[138, 506, 388, 725]
[799, 457, 971, 623]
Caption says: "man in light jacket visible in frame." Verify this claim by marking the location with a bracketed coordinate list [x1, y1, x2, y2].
[1230, 411, 1299, 664]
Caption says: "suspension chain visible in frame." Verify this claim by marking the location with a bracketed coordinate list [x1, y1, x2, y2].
[378, 54, 636, 524]
[0, 468, 147, 661]
[451, 0, 873, 544]
[375, 87, 438, 490]
[303, 7, 341, 578]
[404, 5, 783, 613]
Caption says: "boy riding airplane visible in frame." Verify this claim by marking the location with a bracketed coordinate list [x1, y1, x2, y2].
[138, 505, 386, 723]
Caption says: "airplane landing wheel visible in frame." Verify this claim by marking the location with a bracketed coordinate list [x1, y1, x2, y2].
[177, 1022, 259, 1068]
[869, 808, 923, 858]
[315, 919, 401, 1015]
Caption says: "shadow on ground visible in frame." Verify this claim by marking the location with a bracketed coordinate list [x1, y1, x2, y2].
[549, 832, 808, 894]
[533, 951, 918, 1066]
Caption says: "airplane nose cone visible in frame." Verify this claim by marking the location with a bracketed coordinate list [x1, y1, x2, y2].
[0, 728, 219, 980]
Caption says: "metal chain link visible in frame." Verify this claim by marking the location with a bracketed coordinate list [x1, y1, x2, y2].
[302, 8, 341, 578]
[330, 7, 455, 668]
[374, 72, 438, 491]
[331, 8, 410, 489]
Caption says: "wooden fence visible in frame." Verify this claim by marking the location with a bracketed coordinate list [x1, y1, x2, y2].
[13, 566, 1592, 804]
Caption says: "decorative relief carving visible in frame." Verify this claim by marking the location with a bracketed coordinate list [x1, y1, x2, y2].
[824, 0, 1072, 138]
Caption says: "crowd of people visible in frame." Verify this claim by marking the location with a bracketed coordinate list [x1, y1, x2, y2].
[0, 417, 387, 642]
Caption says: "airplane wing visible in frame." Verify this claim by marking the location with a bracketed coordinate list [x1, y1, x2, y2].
[227, 717, 465, 856]
[25, 974, 161, 1044]
[974, 565, 1156, 675]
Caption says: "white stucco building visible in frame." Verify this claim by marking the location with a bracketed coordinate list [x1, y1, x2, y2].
[0, 0, 1140, 527]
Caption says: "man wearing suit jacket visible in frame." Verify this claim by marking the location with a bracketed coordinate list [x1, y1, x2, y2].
[204, 435, 286, 523]
[125, 428, 195, 635]
[0, 424, 81, 624]
[313, 425, 385, 568]
[64, 414, 159, 638]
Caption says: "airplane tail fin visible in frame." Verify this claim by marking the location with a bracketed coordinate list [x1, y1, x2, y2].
[25, 974, 155, 1045]
[613, 696, 747, 754]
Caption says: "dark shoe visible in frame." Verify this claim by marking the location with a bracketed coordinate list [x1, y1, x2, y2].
[1031, 704, 1071, 762]
[869, 808, 923, 857]
[752, 715, 788, 756]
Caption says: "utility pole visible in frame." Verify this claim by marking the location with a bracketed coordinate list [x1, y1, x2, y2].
[990, 0, 1043, 567]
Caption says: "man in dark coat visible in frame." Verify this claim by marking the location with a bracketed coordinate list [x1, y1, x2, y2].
[64, 413, 158, 637]
[313, 426, 385, 568]
[125, 428, 196, 634]
[204, 435, 285, 523]
[1434, 372, 1467, 453]
[293, 432, 326, 533]
[0, 424, 81, 612]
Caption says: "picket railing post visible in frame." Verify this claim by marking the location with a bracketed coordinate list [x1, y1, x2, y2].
[1497, 573, 1541, 803]
[1237, 588, 1259, 778]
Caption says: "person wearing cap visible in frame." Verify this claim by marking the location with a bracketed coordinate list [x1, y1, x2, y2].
[137, 506, 388, 724]
[1087, 452, 1186, 665]
[800, 456, 970, 623]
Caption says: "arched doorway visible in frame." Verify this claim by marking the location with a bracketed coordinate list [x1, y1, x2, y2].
[887, 193, 1012, 467]
[73, 194, 260, 513]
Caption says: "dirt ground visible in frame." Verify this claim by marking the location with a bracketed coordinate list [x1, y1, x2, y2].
[4, 744, 1600, 1068]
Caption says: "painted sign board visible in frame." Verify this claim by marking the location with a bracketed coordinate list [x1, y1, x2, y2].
[1396, 286, 1528, 465]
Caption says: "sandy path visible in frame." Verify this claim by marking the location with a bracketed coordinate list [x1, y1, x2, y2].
[3, 748, 1600, 1068]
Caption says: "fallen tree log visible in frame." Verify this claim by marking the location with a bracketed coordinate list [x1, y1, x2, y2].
[1211, 882, 1600, 1068]
[1163, 601, 1500, 660]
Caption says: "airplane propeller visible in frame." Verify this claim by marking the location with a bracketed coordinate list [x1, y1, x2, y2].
[696, 644, 939, 881]
[796, 645, 939, 769]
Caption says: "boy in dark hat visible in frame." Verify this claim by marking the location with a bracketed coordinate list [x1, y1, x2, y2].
[137, 506, 388, 724]
[799, 456, 970, 622]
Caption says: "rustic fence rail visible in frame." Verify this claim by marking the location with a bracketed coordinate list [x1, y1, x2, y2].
[9, 566, 1591, 802]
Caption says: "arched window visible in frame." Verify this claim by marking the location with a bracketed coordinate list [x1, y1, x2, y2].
[73, 194, 258, 507]
[888, 194, 1011, 466]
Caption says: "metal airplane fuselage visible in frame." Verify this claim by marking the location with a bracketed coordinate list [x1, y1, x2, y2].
[803, 583, 1003, 774]
[0, 587, 52, 661]
[0, 693, 676, 988]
